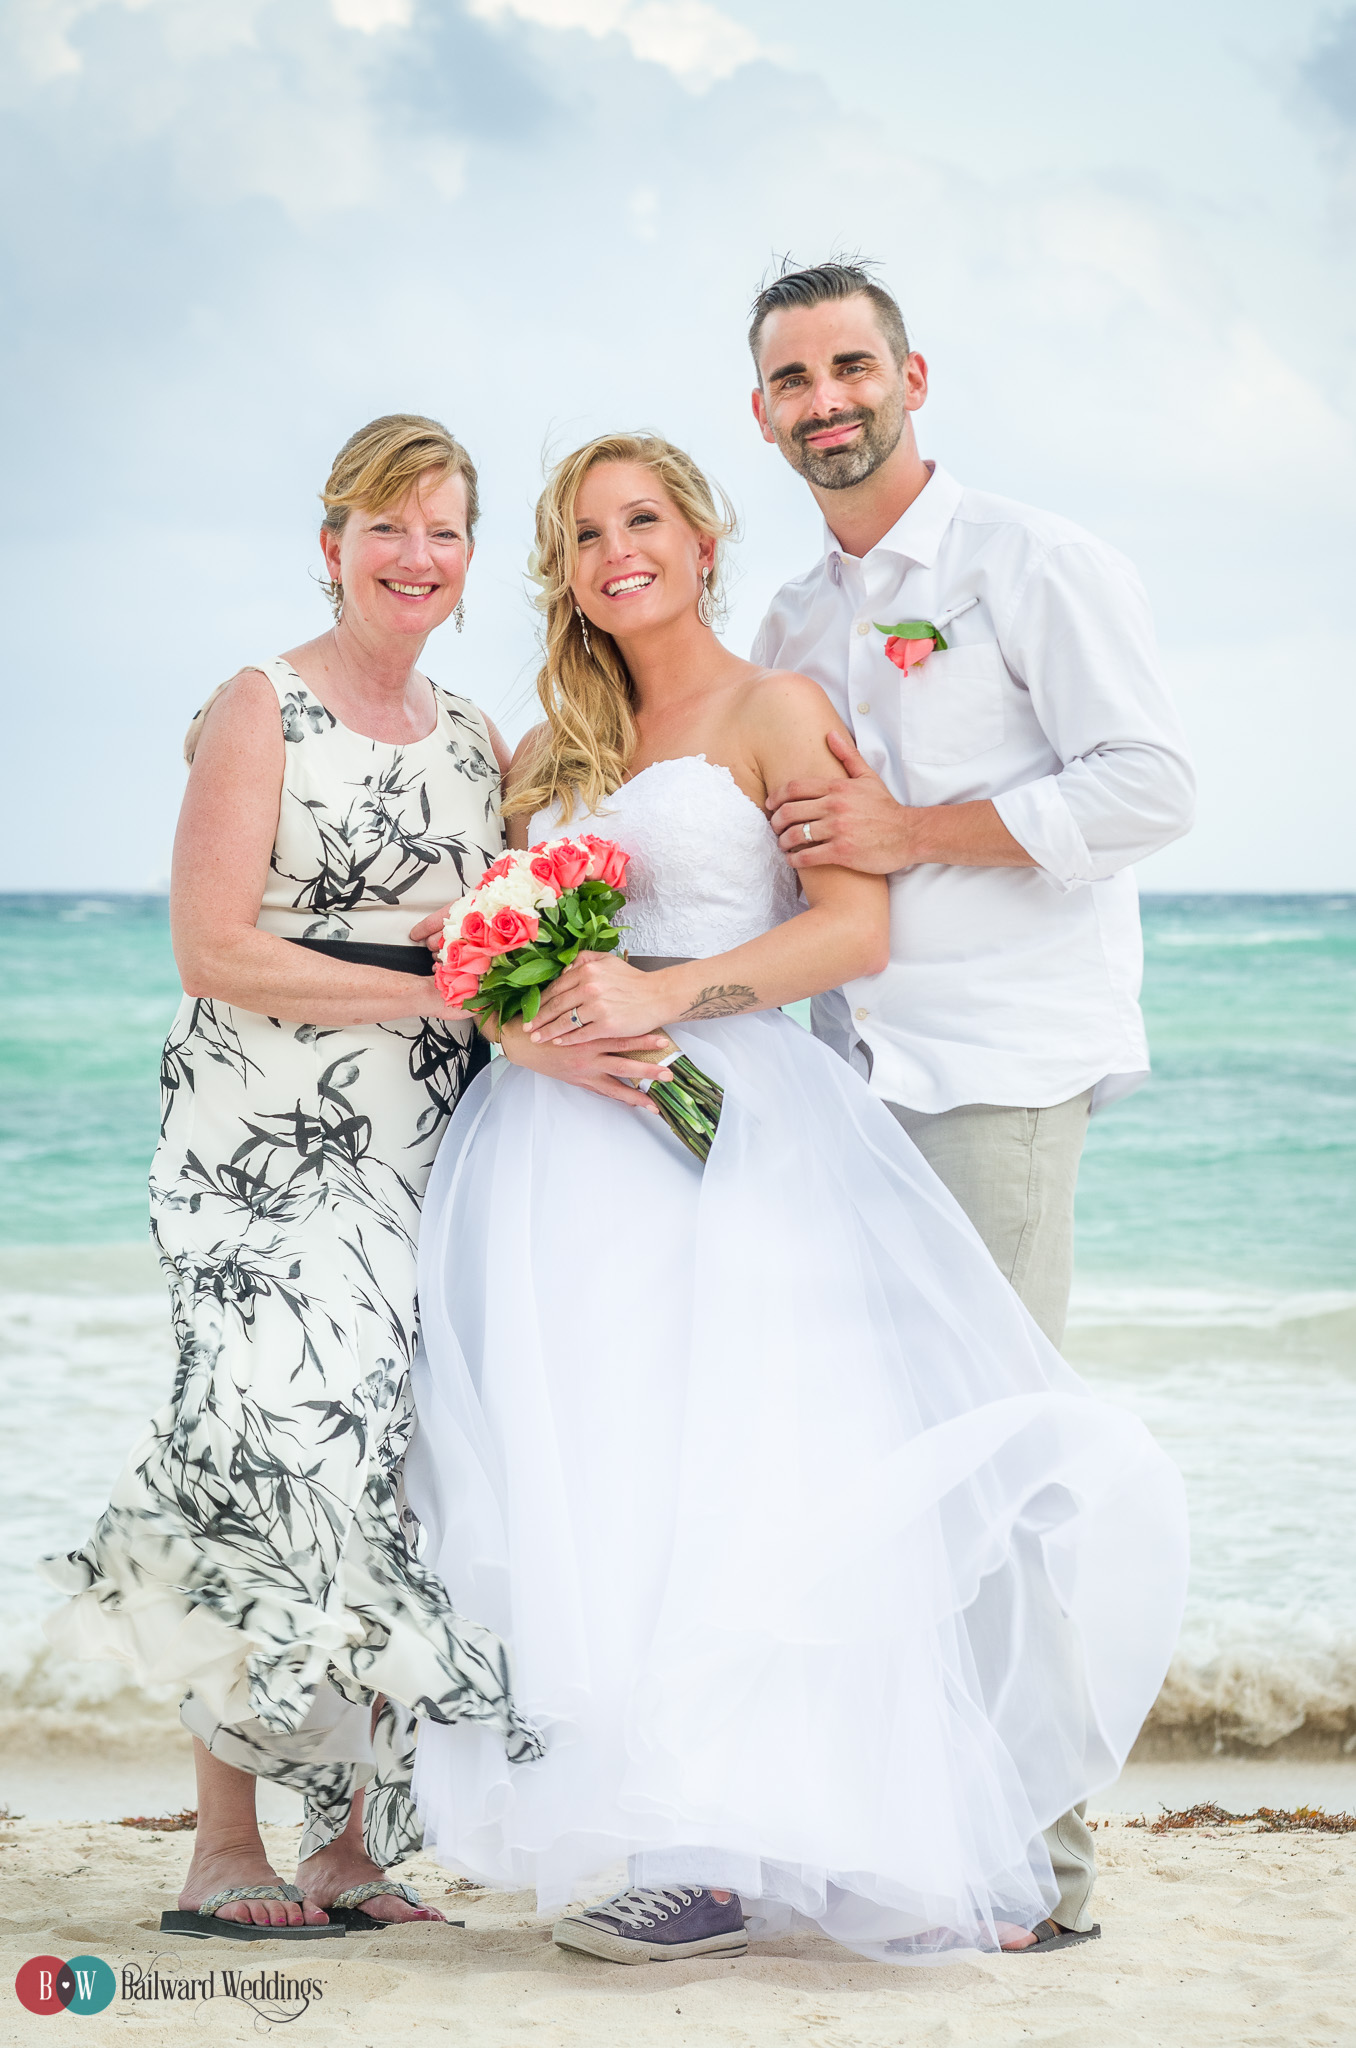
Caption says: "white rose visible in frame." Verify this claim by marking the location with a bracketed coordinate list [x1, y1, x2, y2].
[505, 869, 555, 914]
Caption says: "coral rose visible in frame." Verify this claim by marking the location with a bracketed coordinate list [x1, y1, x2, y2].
[548, 840, 592, 891]
[480, 854, 516, 885]
[459, 908, 490, 947]
[529, 852, 562, 893]
[441, 939, 494, 977]
[595, 839, 629, 889]
[884, 634, 936, 672]
[580, 834, 629, 886]
[434, 962, 481, 1005]
[487, 906, 539, 951]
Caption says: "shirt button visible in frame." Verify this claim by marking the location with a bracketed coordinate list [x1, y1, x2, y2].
[854, 1006, 869, 1020]
[856, 701, 870, 715]
[855, 620, 871, 636]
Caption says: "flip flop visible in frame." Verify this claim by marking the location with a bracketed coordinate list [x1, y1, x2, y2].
[1007, 1918, 1101, 1953]
[160, 1883, 346, 1941]
[325, 1879, 464, 1932]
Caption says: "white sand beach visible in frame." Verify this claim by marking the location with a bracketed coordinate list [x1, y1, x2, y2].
[4, 1726, 1353, 2047]
[4, 1798, 1353, 2047]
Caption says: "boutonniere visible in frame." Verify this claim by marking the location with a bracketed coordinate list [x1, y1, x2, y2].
[873, 595, 980, 672]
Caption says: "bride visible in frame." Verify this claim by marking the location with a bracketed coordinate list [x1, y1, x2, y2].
[404, 433, 1187, 1964]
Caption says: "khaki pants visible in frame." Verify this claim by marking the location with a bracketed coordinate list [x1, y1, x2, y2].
[887, 1089, 1098, 1932]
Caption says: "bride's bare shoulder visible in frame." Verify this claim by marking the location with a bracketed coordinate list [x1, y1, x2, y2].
[738, 664, 846, 741]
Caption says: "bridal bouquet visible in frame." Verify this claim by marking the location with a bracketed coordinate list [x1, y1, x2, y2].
[434, 838, 724, 1163]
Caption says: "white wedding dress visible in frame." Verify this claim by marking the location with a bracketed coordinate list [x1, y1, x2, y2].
[406, 756, 1187, 1961]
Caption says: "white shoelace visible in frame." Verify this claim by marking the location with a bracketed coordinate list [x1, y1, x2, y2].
[584, 1885, 698, 1929]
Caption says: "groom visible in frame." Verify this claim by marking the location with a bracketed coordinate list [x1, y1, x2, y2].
[748, 259, 1195, 1946]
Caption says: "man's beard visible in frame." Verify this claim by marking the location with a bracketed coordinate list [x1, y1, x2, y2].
[781, 385, 907, 491]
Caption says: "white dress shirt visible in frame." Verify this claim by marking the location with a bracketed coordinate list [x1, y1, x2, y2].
[751, 463, 1195, 1114]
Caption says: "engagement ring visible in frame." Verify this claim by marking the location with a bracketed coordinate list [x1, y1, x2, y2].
[570, 1008, 582, 1028]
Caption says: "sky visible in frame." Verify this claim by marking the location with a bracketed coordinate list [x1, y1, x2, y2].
[1, 0, 1353, 891]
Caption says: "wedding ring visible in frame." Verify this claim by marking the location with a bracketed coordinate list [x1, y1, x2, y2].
[570, 1008, 582, 1028]
[801, 822, 814, 844]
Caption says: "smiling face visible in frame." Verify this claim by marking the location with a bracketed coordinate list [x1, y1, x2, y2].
[752, 296, 927, 491]
[570, 460, 714, 639]
[321, 468, 472, 637]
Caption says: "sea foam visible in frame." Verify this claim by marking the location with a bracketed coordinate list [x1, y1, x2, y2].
[5, 1259, 1355, 1763]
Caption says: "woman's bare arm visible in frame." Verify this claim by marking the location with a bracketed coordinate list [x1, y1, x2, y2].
[172, 670, 464, 1025]
[528, 674, 889, 1044]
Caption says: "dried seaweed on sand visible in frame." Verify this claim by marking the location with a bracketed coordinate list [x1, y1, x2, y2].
[1128, 1802, 1356, 1834]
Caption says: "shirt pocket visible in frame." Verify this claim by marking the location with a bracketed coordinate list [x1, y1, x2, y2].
[893, 641, 1008, 766]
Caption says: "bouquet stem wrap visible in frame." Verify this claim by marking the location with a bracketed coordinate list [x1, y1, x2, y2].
[435, 837, 724, 1165]
[623, 1041, 723, 1165]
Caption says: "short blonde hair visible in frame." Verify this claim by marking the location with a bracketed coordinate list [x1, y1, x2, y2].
[321, 412, 480, 539]
[185, 414, 480, 763]
[508, 433, 736, 822]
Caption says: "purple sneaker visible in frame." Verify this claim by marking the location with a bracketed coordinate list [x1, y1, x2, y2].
[552, 1884, 747, 1964]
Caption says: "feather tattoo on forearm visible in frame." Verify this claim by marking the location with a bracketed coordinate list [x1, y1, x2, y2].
[679, 984, 758, 1019]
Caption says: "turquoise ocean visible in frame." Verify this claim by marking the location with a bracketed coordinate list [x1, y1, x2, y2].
[2, 892, 1353, 1755]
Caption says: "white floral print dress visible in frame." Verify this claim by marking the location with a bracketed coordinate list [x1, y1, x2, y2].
[44, 657, 541, 1863]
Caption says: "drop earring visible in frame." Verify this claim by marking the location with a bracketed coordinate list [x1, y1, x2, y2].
[575, 605, 592, 657]
[454, 599, 465, 633]
[697, 567, 714, 628]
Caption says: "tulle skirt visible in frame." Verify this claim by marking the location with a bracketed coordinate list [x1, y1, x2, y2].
[405, 1011, 1187, 1961]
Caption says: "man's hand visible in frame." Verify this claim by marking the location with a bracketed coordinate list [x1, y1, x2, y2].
[499, 1018, 674, 1112]
[768, 730, 1035, 875]
[766, 730, 911, 873]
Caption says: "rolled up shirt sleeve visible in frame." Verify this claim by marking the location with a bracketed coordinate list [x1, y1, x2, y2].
[991, 541, 1196, 891]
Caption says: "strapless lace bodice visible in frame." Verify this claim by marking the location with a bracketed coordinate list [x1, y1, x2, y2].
[531, 755, 801, 957]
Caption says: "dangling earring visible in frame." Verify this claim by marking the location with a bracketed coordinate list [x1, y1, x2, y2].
[697, 566, 715, 628]
[575, 604, 592, 657]
[323, 578, 343, 622]
[454, 599, 465, 634]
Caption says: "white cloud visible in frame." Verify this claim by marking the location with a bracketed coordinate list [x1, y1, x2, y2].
[0, 0, 110, 84]
[467, 0, 765, 88]
[1, 0, 1352, 887]
[331, 0, 413, 28]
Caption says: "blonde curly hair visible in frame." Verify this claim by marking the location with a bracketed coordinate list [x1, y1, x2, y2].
[507, 433, 736, 823]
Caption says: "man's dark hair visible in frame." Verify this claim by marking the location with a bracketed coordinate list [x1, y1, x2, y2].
[748, 258, 910, 377]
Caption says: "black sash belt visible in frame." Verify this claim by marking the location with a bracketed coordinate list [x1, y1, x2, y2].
[286, 936, 437, 977]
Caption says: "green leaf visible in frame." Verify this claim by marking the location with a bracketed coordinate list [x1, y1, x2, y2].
[521, 983, 541, 1022]
[503, 958, 558, 986]
[873, 619, 939, 640]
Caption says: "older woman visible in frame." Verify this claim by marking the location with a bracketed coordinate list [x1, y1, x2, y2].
[44, 414, 542, 1937]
